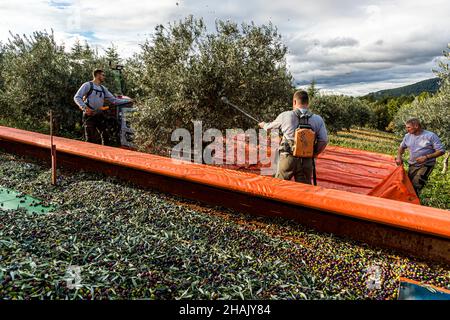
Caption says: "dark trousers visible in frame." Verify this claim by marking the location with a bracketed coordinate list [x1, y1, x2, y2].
[275, 153, 313, 184]
[83, 113, 109, 145]
[408, 164, 434, 195]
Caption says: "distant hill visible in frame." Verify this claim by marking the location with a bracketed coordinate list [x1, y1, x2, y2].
[365, 78, 441, 100]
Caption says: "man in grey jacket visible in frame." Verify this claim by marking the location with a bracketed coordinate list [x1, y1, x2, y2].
[74, 69, 129, 145]
[259, 90, 328, 184]
[396, 118, 445, 195]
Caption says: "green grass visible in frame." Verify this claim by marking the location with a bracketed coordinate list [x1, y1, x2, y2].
[420, 158, 450, 209]
[329, 127, 401, 156]
[329, 127, 450, 210]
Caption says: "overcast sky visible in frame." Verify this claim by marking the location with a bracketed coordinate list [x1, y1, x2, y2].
[0, 0, 449, 95]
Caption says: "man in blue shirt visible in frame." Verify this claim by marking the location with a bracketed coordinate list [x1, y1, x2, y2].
[396, 118, 446, 195]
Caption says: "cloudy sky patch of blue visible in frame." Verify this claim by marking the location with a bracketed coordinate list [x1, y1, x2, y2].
[0, 0, 448, 95]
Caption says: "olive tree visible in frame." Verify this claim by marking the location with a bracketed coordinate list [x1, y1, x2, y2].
[0, 31, 73, 133]
[128, 16, 293, 153]
[309, 94, 373, 133]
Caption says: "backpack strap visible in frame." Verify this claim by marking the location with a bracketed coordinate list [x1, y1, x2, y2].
[84, 82, 107, 108]
[294, 109, 314, 128]
[100, 85, 105, 98]
[86, 82, 106, 98]
[83, 81, 94, 109]
[86, 81, 94, 99]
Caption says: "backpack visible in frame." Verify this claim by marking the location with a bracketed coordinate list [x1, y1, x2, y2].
[83, 81, 106, 107]
[292, 109, 316, 158]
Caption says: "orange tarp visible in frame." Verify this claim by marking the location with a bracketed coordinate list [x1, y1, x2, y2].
[1, 126, 449, 239]
[214, 134, 419, 203]
[368, 166, 419, 204]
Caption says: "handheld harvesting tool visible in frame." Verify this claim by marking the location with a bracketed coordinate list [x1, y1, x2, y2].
[221, 97, 261, 124]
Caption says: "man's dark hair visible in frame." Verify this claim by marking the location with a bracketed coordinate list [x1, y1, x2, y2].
[293, 90, 309, 105]
[406, 118, 422, 128]
[93, 69, 104, 78]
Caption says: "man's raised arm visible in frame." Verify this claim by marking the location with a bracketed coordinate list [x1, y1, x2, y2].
[259, 113, 283, 131]
[103, 87, 130, 105]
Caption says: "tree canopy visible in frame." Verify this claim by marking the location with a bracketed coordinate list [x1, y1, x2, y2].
[128, 16, 294, 152]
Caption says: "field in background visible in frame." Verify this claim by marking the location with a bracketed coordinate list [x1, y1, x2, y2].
[329, 127, 400, 156]
[329, 128, 450, 209]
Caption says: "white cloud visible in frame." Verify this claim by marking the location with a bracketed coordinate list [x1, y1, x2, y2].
[0, 0, 448, 95]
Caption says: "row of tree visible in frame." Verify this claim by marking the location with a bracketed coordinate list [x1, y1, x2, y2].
[127, 17, 294, 152]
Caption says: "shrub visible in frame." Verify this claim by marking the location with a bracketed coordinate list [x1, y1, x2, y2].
[310, 94, 373, 133]
[0, 42, 5, 113]
[370, 103, 390, 131]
